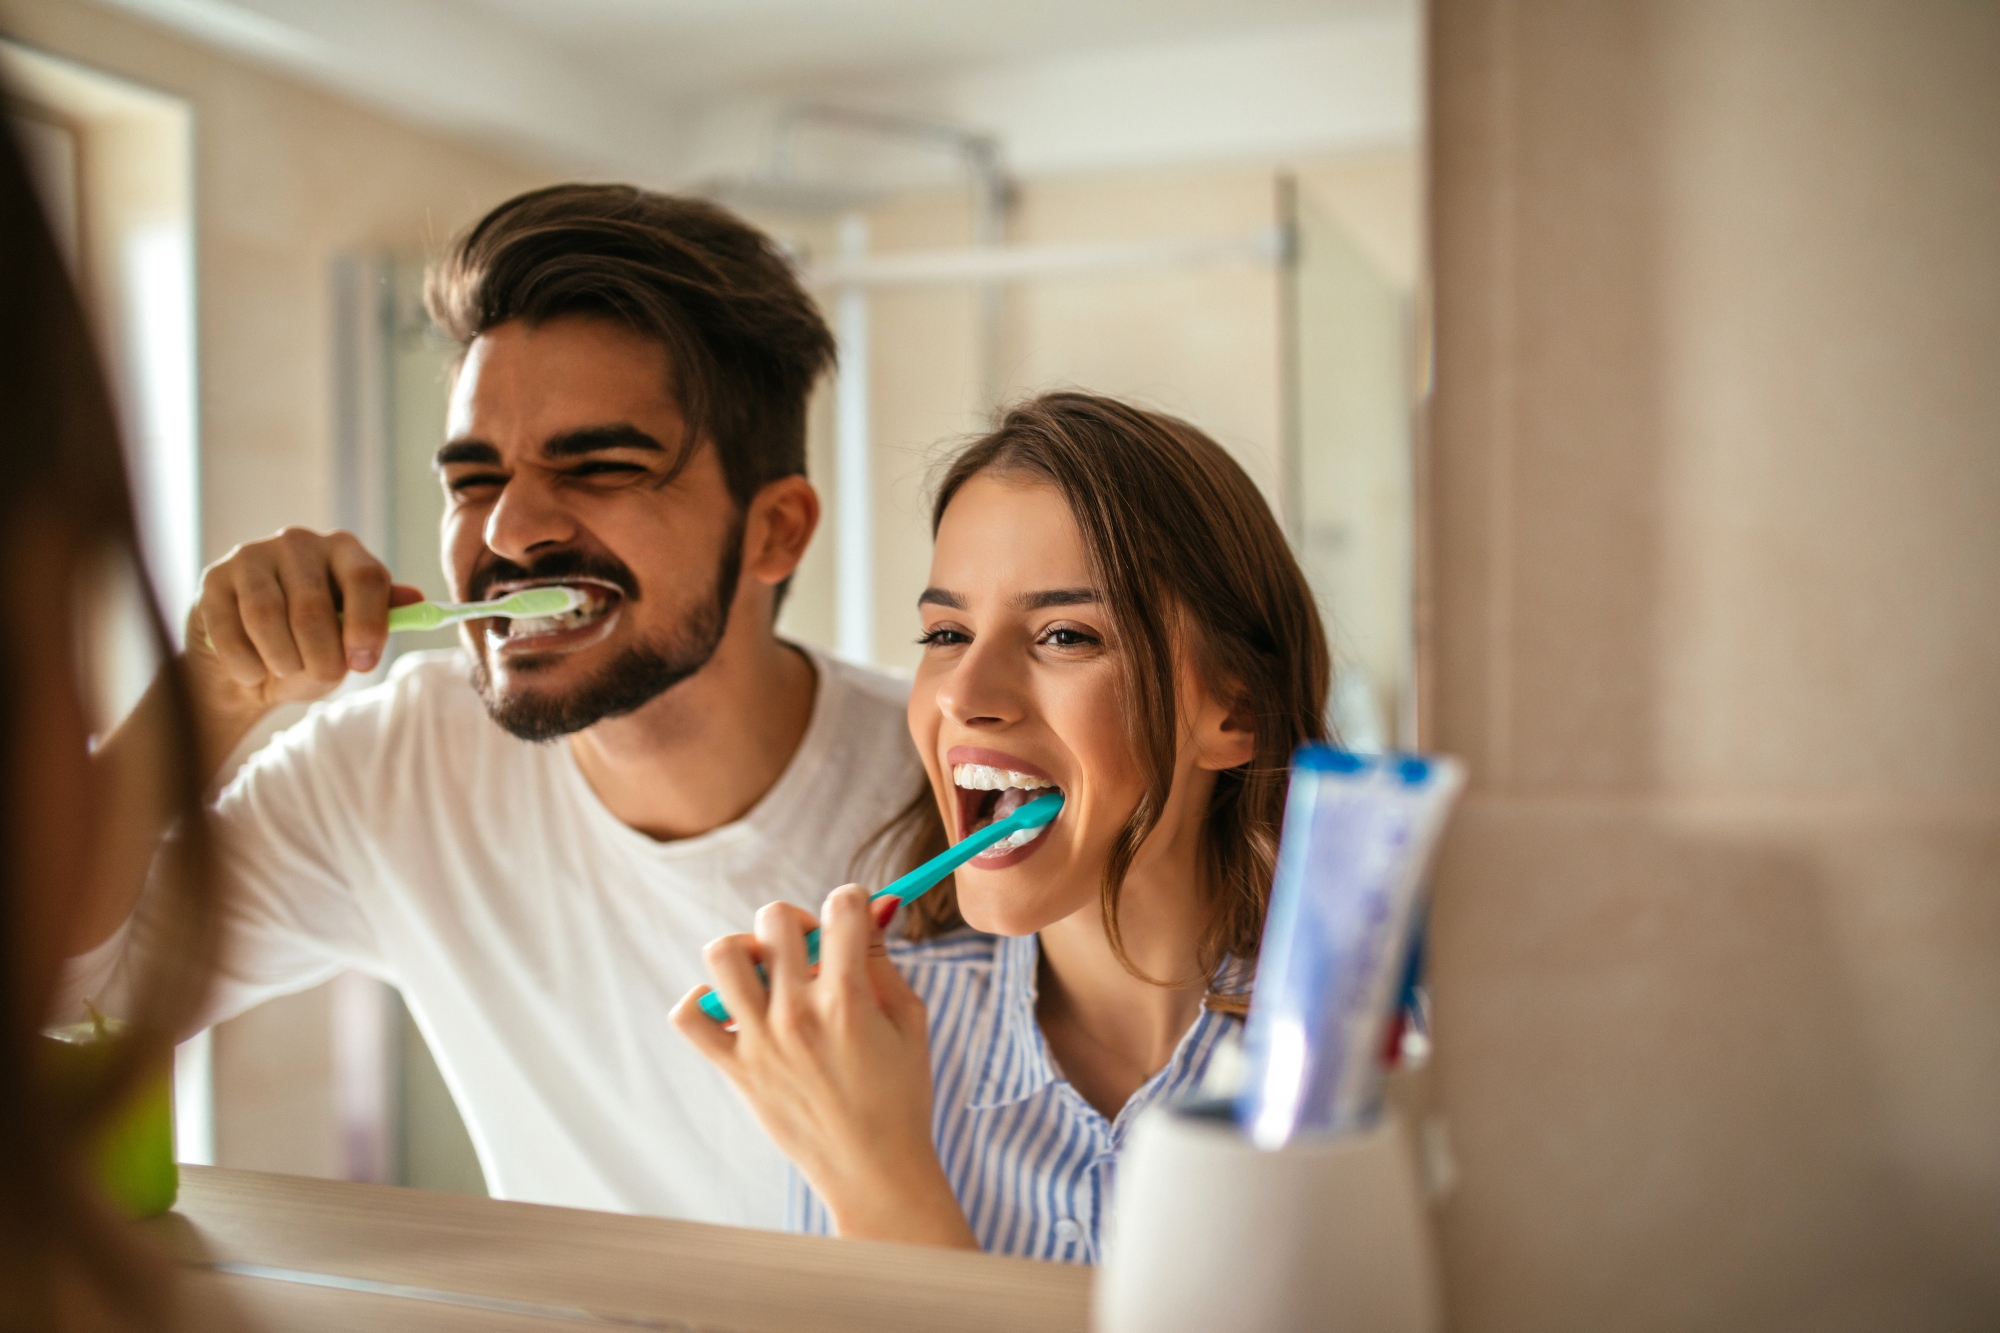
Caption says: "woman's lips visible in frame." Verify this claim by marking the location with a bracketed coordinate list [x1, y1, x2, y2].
[946, 744, 1063, 867]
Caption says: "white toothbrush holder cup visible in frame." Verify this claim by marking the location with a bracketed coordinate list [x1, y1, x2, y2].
[1095, 1106, 1443, 1333]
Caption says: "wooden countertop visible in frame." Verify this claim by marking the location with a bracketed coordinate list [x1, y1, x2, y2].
[146, 1166, 1094, 1332]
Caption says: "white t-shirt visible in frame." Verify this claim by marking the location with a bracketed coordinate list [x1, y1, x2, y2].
[68, 645, 922, 1227]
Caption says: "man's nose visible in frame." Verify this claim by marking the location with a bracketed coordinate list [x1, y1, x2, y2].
[938, 636, 1027, 729]
[483, 474, 578, 566]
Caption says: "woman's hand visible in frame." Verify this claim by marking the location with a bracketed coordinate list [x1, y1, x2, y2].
[671, 884, 977, 1249]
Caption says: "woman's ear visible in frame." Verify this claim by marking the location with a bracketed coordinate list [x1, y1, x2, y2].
[1192, 681, 1257, 773]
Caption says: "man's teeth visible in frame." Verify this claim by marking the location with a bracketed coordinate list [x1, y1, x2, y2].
[498, 593, 610, 638]
[952, 764, 1054, 791]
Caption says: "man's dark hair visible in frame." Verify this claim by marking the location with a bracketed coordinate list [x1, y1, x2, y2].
[426, 184, 836, 507]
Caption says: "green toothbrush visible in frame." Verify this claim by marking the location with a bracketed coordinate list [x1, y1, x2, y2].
[699, 790, 1065, 1023]
[387, 585, 587, 633]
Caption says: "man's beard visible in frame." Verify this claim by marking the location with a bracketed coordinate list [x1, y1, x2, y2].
[467, 522, 744, 743]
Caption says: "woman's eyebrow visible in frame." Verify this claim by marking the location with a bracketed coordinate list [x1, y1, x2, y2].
[1018, 588, 1100, 610]
[917, 588, 966, 609]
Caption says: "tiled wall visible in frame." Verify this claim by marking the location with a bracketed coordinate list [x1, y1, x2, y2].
[1425, 2, 2000, 1328]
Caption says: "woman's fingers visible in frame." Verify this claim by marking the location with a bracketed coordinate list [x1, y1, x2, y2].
[755, 902, 817, 1003]
[669, 986, 735, 1059]
[702, 932, 772, 1032]
[865, 907, 927, 1036]
[818, 884, 877, 1005]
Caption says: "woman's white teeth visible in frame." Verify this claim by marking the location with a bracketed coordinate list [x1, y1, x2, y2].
[953, 764, 1053, 791]
[955, 763, 1056, 858]
[982, 823, 1048, 856]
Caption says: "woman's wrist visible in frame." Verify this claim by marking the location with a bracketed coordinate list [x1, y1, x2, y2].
[822, 1158, 977, 1249]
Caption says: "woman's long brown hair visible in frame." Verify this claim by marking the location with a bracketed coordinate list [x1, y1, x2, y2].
[0, 113, 219, 1330]
[861, 393, 1330, 1014]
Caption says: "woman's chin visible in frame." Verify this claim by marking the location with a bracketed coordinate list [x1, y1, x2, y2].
[952, 883, 1078, 940]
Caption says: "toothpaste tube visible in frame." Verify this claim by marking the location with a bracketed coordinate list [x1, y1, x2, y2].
[1236, 747, 1465, 1148]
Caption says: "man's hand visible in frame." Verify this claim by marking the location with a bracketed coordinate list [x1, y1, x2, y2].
[184, 528, 423, 766]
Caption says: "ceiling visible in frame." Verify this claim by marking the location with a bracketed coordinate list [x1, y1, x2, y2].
[460, 0, 1401, 100]
[85, 0, 1418, 185]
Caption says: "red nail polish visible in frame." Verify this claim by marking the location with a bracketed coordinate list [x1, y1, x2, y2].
[873, 897, 898, 929]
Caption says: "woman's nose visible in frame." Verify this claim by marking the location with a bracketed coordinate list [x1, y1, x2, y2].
[483, 474, 578, 566]
[938, 636, 1026, 728]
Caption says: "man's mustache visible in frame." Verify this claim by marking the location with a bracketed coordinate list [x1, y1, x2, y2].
[466, 550, 640, 603]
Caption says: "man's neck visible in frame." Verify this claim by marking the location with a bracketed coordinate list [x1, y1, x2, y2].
[565, 614, 818, 843]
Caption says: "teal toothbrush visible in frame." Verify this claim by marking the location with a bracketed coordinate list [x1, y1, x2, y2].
[699, 790, 1065, 1023]
[386, 586, 586, 633]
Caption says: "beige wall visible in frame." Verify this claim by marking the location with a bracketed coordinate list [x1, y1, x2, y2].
[0, 0, 552, 560]
[1425, 2, 2000, 1329]
[0, 0, 555, 1176]
[774, 151, 1419, 672]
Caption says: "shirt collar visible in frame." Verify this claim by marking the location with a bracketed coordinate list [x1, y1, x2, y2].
[967, 933, 1057, 1110]
[965, 932, 1242, 1116]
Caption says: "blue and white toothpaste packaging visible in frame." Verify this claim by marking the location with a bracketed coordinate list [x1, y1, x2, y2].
[1236, 747, 1465, 1149]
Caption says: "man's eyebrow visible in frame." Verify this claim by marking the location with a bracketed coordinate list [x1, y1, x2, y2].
[541, 424, 668, 460]
[1018, 588, 1100, 610]
[917, 587, 966, 609]
[434, 439, 500, 469]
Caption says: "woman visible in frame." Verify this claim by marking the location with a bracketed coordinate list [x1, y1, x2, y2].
[673, 392, 1328, 1262]
[0, 115, 221, 1329]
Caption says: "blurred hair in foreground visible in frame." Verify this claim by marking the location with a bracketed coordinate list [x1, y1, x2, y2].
[0, 108, 221, 1330]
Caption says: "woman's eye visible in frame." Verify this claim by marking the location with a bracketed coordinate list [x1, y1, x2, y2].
[917, 628, 970, 647]
[1039, 626, 1100, 648]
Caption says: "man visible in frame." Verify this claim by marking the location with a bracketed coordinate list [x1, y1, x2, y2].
[68, 185, 922, 1226]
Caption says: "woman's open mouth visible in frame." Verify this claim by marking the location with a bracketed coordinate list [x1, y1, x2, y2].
[482, 578, 625, 657]
[952, 755, 1063, 865]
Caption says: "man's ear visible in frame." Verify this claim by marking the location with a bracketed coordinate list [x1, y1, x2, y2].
[743, 475, 820, 586]
[1193, 682, 1257, 773]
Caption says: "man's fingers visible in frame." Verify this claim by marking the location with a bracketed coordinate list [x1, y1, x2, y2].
[234, 565, 307, 680]
[328, 533, 393, 674]
[704, 933, 772, 1033]
[272, 531, 347, 685]
[194, 582, 267, 687]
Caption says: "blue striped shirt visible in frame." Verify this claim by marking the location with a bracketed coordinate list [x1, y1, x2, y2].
[787, 929, 1239, 1263]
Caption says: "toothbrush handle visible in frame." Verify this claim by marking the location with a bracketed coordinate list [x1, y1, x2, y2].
[387, 602, 455, 633]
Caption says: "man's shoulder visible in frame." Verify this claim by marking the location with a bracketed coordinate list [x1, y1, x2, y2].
[810, 650, 912, 716]
[797, 649, 918, 775]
